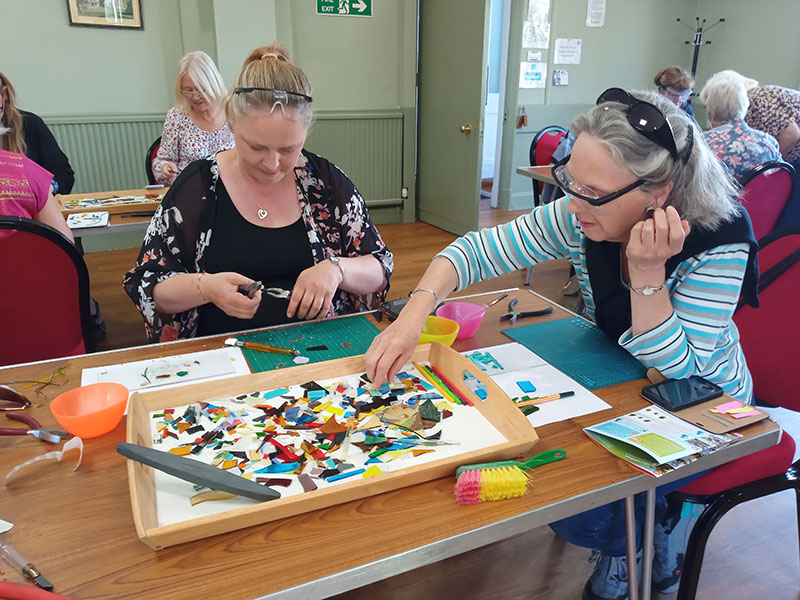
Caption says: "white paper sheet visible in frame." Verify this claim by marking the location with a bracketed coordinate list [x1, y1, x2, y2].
[81, 347, 251, 394]
[464, 343, 611, 427]
[586, 0, 606, 27]
[520, 62, 547, 89]
[554, 38, 582, 64]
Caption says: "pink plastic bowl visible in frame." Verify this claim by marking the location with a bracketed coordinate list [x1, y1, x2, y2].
[436, 301, 485, 339]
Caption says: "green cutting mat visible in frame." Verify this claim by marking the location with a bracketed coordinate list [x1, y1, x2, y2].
[502, 317, 647, 390]
[239, 315, 381, 373]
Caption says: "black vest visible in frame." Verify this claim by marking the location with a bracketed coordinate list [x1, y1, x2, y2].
[586, 208, 759, 340]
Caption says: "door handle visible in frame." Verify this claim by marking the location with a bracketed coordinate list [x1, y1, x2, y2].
[460, 125, 472, 134]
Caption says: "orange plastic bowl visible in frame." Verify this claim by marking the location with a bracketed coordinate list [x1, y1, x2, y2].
[50, 382, 129, 439]
[418, 315, 460, 346]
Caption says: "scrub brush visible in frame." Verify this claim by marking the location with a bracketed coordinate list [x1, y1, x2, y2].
[454, 448, 566, 504]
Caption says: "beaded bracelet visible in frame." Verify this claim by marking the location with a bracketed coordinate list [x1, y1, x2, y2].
[196, 272, 210, 303]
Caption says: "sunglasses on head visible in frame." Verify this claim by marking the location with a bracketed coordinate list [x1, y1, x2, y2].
[596, 87, 681, 160]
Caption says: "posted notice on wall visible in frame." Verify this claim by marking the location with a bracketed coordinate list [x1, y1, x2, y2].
[554, 38, 582, 65]
[586, 0, 606, 27]
[520, 62, 546, 89]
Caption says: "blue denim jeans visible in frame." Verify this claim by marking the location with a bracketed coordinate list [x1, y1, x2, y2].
[549, 471, 705, 556]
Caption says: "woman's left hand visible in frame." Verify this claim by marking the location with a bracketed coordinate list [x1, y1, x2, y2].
[287, 260, 344, 320]
[626, 206, 690, 275]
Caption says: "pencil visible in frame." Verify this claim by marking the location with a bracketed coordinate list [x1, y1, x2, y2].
[427, 364, 474, 407]
[413, 362, 462, 405]
[240, 341, 298, 356]
[515, 391, 575, 407]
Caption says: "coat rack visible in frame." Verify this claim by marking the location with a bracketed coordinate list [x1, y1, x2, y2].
[677, 17, 725, 78]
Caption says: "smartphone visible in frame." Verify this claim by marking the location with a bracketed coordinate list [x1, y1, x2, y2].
[641, 376, 724, 412]
[379, 298, 408, 321]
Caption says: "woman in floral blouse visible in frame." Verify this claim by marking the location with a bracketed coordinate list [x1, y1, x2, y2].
[152, 51, 235, 185]
[700, 74, 781, 183]
[124, 43, 393, 342]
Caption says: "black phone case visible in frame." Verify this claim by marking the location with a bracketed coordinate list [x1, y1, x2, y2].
[641, 377, 723, 412]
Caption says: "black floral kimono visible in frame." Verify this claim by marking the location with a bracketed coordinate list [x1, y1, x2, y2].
[123, 151, 393, 342]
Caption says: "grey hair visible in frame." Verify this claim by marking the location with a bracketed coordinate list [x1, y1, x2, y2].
[174, 51, 228, 112]
[570, 90, 740, 230]
[706, 69, 759, 91]
[700, 76, 749, 122]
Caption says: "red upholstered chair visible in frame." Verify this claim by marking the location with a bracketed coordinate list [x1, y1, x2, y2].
[145, 136, 162, 185]
[674, 224, 800, 600]
[529, 125, 568, 206]
[525, 126, 567, 285]
[738, 160, 795, 240]
[0, 216, 94, 366]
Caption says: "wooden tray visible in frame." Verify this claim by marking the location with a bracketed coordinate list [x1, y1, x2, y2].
[57, 195, 162, 215]
[125, 343, 539, 549]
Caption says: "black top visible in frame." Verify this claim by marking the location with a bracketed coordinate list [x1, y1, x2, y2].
[21, 110, 75, 194]
[587, 207, 759, 340]
[196, 178, 314, 336]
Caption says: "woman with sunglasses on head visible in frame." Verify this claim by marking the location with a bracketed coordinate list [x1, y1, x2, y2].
[365, 89, 757, 599]
[654, 65, 696, 122]
[0, 71, 75, 195]
[152, 51, 235, 186]
[124, 43, 392, 343]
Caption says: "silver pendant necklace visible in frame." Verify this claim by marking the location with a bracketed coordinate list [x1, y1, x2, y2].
[238, 162, 269, 220]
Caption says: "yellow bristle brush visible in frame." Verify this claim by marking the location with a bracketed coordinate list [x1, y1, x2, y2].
[454, 449, 567, 504]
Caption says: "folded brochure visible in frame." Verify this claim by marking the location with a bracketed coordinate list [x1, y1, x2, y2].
[584, 405, 740, 477]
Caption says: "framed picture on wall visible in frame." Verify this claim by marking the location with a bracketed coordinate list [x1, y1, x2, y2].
[66, 0, 143, 30]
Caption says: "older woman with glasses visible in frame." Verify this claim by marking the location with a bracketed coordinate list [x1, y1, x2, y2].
[152, 51, 235, 185]
[124, 43, 392, 342]
[365, 89, 757, 599]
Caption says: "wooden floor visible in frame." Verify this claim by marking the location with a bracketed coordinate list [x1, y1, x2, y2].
[83, 199, 799, 600]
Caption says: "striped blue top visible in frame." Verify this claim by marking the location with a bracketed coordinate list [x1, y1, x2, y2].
[438, 197, 753, 402]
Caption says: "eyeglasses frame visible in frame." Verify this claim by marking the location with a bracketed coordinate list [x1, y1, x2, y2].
[550, 154, 647, 206]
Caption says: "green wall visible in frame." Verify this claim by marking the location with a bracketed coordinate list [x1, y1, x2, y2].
[692, 0, 800, 125]
[504, 0, 697, 209]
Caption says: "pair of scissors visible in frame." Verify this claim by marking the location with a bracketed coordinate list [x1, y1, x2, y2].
[0, 413, 71, 444]
[500, 298, 554, 324]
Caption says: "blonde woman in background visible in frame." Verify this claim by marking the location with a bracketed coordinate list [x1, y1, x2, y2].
[153, 51, 235, 185]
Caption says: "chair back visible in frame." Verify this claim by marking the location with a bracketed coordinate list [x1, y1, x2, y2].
[145, 136, 162, 185]
[733, 225, 800, 410]
[529, 126, 567, 205]
[0, 216, 94, 366]
[738, 160, 795, 240]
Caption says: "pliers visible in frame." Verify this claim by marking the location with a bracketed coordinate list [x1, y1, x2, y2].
[0, 413, 71, 444]
[500, 298, 554, 324]
[236, 282, 292, 300]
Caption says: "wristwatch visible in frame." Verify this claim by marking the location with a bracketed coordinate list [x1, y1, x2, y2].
[328, 256, 345, 281]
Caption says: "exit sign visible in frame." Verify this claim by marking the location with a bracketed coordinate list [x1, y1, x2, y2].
[317, 0, 372, 17]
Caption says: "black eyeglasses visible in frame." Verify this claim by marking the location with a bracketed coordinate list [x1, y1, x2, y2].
[551, 154, 646, 206]
[233, 87, 313, 103]
[596, 87, 679, 160]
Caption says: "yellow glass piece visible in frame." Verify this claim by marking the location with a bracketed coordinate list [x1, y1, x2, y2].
[221, 459, 238, 470]
[363, 465, 383, 478]
[190, 490, 238, 506]
[313, 401, 332, 413]
[167, 445, 191, 456]
[327, 406, 344, 416]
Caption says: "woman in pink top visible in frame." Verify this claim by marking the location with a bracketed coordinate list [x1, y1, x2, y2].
[153, 51, 235, 185]
[0, 148, 72, 240]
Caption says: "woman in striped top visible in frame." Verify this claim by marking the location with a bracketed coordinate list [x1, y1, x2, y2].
[365, 89, 758, 600]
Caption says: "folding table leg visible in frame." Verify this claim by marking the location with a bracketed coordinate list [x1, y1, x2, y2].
[640, 488, 656, 600]
[625, 495, 640, 600]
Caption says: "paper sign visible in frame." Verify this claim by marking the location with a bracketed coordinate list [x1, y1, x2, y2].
[520, 62, 546, 89]
[527, 50, 542, 61]
[553, 69, 569, 86]
[554, 38, 582, 64]
[586, 0, 606, 27]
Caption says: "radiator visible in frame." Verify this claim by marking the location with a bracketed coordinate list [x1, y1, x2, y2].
[47, 110, 404, 202]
